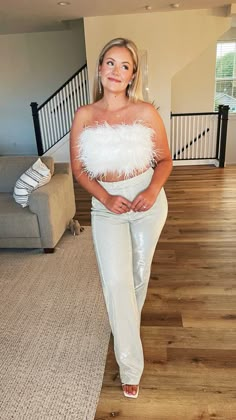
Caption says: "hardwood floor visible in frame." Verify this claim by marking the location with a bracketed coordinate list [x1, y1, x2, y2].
[74, 165, 236, 420]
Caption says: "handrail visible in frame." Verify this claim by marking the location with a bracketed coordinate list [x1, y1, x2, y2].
[38, 64, 87, 111]
[31, 63, 89, 155]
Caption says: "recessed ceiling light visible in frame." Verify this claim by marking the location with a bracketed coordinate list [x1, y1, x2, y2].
[145, 5, 152, 11]
[170, 3, 180, 8]
[57, 1, 70, 6]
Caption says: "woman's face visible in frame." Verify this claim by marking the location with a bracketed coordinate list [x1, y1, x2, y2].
[99, 46, 134, 95]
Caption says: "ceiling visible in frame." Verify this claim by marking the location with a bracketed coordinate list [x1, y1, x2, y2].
[0, 0, 235, 35]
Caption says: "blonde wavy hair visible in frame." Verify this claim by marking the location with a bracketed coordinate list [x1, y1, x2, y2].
[93, 37, 143, 103]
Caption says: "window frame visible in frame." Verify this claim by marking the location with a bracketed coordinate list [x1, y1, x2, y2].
[214, 40, 236, 114]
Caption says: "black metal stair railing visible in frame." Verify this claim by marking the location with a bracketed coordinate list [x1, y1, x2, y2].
[31, 64, 89, 156]
[170, 105, 229, 167]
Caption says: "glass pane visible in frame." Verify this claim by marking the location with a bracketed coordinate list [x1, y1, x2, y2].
[215, 42, 236, 112]
[216, 80, 233, 95]
[216, 53, 234, 78]
[216, 42, 236, 78]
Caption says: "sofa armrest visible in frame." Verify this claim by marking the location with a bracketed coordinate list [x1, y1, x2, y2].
[29, 165, 76, 248]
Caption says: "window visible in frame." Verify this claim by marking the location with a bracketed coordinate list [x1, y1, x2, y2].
[214, 41, 236, 113]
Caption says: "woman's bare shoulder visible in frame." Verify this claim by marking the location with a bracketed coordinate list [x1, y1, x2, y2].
[129, 100, 160, 124]
[74, 101, 104, 122]
[134, 100, 157, 114]
[73, 103, 94, 120]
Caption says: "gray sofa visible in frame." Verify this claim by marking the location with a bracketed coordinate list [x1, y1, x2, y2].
[0, 156, 76, 252]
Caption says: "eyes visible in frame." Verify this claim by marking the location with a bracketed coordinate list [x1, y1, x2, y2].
[106, 60, 130, 71]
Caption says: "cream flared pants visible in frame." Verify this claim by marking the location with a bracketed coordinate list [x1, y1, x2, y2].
[91, 168, 168, 385]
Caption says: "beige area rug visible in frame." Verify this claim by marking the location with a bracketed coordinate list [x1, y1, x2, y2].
[0, 227, 111, 420]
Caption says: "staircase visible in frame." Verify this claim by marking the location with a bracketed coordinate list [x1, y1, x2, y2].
[30, 64, 89, 160]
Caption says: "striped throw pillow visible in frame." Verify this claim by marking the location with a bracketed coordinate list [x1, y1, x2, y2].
[13, 158, 51, 207]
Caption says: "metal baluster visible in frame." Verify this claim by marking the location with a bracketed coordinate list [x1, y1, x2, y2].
[42, 106, 50, 152]
[59, 90, 66, 137]
[204, 115, 208, 158]
[183, 116, 187, 160]
[187, 116, 191, 160]
[192, 116, 195, 159]
[66, 83, 72, 128]
[75, 75, 81, 108]
[38, 109, 47, 154]
[53, 95, 61, 142]
[62, 86, 70, 133]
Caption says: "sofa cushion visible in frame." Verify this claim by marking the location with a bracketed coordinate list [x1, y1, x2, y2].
[0, 193, 40, 238]
[13, 158, 51, 207]
[0, 156, 54, 193]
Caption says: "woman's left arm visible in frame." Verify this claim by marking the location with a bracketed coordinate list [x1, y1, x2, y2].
[131, 103, 173, 212]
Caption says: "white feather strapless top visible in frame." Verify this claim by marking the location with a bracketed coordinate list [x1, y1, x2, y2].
[79, 122, 156, 178]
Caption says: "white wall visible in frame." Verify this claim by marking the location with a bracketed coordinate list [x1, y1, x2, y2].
[44, 133, 70, 162]
[226, 115, 236, 165]
[220, 27, 236, 39]
[84, 9, 231, 140]
[171, 26, 236, 164]
[0, 19, 86, 155]
[171, 44, 217, 113]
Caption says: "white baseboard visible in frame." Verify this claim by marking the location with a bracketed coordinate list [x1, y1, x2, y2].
[173, 159, 218, 166]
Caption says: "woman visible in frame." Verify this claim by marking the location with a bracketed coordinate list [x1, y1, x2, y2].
[70, 37, 172, 399]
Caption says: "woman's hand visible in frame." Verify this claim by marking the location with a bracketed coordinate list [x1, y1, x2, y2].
[131, 186, 159, 212]
[103, 194, 132, 214]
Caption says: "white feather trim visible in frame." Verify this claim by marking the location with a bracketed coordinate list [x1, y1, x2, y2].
[78, 122, 156, 178]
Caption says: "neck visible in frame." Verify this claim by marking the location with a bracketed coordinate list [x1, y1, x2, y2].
[101, 92, 129, 112]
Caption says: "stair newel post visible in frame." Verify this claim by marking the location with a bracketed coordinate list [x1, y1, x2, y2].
[215, 104, 223, 162]
[219, 105, 229, 168]
[30, 102, 43, 156]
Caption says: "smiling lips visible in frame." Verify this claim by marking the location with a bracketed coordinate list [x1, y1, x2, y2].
[108, 77, 121, 83]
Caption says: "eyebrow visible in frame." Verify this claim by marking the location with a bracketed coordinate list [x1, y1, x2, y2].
[106, 57, 131, 65]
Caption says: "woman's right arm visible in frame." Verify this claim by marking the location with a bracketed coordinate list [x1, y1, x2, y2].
[70, 107, 131, 214]
[70, 107, 110, 204]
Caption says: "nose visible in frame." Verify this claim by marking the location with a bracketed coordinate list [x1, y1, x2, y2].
[112, 64, 120, 76]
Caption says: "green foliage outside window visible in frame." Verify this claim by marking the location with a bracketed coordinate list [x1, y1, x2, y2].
[216, 52, 235, 78]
